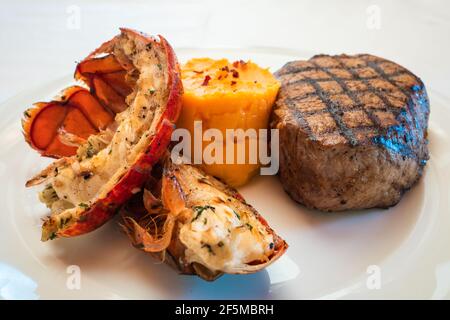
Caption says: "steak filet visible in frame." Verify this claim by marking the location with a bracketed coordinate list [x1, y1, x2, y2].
[271, 54, 429, 211]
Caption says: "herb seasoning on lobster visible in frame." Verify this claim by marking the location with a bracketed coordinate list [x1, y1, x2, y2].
[21, 28, 288, 281]
[121, 157, 288, 281]
[24, 28, 183, 241]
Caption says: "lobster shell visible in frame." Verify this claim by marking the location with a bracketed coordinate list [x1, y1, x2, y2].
[122, 157, 288, 281]
[26, 29, 183, 240]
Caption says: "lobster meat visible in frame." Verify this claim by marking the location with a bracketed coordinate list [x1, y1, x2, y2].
[121, 157, 288, 281]
[24, 28, 183, 241]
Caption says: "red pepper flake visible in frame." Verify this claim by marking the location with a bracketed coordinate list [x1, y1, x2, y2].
[221, 66, 229, 72]
[231, 81, 237, 86]
[202, 75, 211, 86]
[193, 70, 203, 74]
[233, 60, 247, 69]
[218, 75, 223, 80]
[231, 69, 239, 78]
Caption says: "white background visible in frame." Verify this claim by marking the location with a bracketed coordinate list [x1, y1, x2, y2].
[0, 0, 449, 103]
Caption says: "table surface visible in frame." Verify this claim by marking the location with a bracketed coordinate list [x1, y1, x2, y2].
[1, 0, 449, 104]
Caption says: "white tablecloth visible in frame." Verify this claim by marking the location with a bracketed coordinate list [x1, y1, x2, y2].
[1, 0, 449, 102]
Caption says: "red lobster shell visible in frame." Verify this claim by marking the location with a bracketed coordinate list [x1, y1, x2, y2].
[24, 28, 183, 241]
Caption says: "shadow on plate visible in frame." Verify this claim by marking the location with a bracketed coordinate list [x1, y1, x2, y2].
[245, 171, 426, 245]
[46, 215, 271, 299]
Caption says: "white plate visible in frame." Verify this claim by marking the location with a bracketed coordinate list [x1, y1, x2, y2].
[0, 48, 449, 300]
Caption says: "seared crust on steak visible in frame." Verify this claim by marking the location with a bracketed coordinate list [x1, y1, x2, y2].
[271, 54, 429, 211]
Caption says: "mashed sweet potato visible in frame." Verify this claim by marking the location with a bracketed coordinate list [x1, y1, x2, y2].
[177, 58, 280, 186]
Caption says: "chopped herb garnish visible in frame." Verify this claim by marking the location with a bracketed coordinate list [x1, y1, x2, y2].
[157, 63, 162, 70]
[49, 232, 57, 240]
[192, 205, 215, 221]
[217, 241, 224, 247]
[148, 88, 156, 95]
[245, 223, 253, 231]
[269, 242, 274, 249]
[78, 203, 89, 209]
[201, 243, 215, 255]
[203, 217, 207, 225]
[86, 142, 96, 158]
[59, 217, 71, 228]
[233, 209, 241, 220]
[23, 110, 31, 118]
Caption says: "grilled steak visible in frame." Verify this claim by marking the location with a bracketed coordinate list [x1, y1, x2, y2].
[271, 54, 429, 211]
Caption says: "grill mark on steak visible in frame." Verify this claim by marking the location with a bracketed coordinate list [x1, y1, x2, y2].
[309, 58, 382, 145]
[304, 76, 359, 145]
[274, 54, 424, 146]
[365, 58, 424, 117]
[324, 57, 394, 143]
[284, 99, 317, 140]
[363, 56, 427, 160]
[272, 54, 430, 211]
